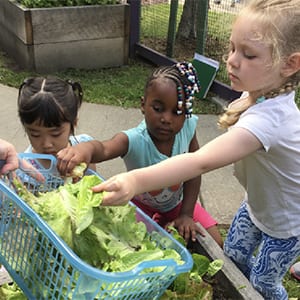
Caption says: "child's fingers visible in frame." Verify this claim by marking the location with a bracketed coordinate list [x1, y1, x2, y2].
[0, 156, 18, 175]
[57, 149, 76, 175]
[0, 162, 18, 175]
[92, 181, 115, 193]
[101, 191, 129, 206]
[195, 226, 206, 237]
[19, 159, 45, 182]
[190, 228, 198, 242]
[195, 222, 206, 237]
[92, 177, 132, 206]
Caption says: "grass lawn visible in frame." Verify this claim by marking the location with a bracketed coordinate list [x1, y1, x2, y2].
[0, 51, 219, 114]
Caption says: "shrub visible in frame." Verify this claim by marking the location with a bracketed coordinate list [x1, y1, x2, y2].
[17, 0, 121, 8]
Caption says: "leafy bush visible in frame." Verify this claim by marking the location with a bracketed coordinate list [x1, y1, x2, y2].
[17, 0, 121, 8]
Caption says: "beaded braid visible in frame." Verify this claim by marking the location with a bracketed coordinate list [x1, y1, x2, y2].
[145, 62, 200, 117]
[175, 62, 200, 117]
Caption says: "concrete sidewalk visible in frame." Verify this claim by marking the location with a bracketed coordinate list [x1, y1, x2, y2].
[0, 83, 244, 225]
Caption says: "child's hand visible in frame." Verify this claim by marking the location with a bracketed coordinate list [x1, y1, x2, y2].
[167, 215, 205, 242]
[19, 159, 45, 182]
[57, 144, 91, 176]
[0, 139, 19, 174]
[92, 173, 137, 206]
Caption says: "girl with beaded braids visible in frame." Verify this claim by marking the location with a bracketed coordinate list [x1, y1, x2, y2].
[80, 0, 300, 298]
[18, 76, 96, 175]
[57, 62, 223, 246]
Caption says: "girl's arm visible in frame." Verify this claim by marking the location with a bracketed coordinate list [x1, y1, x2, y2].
[172, 133, 203, 241]
[180, 133, 201, 218]
[94, 127, 262, 205]
[57, 133, 128, 175]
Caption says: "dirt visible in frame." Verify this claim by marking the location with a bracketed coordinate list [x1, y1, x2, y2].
[141, 35, 226, 63]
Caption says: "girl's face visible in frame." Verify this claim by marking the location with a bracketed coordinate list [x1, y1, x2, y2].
[142, 79, 186, 145]
[24, 121, 72, 156]
[226, 16, 285, 99]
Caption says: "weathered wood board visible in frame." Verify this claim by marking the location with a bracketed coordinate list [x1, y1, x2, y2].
[0, 1, 129, 72]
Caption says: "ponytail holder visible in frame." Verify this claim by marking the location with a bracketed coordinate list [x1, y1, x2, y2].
[67, 79, 83, 99]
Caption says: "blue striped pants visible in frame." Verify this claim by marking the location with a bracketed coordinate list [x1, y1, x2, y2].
[224, 201, 300, 300]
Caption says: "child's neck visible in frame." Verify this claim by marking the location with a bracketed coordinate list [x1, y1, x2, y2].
[251, 79, 298, 104]
[153, 138, 175, 157]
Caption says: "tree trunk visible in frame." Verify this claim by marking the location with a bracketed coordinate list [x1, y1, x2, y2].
[176, 0, 198, 40]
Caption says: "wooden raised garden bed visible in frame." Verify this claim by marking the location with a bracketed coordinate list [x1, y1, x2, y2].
[190, 224, 264, 300]
[0, 0, 129, 72]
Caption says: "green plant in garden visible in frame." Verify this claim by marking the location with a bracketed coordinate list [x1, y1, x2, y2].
[160, 227, 223, 300]
[16, 0, 121, 8]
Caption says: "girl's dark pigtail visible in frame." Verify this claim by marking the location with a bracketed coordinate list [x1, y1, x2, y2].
[67, 80, 83, 106]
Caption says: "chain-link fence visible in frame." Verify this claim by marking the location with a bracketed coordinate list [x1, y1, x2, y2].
[140, 0, 245, 84]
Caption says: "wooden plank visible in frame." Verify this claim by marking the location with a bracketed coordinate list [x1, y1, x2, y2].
[0, 266, 13, 286]
[33, 38, 127, 72]
[31, 5, 129, 44]
[0, 23, 34, 70]
[210, 80, 242, 102]
[134, 43, 177, 66]
[0, 0, 28, 43]
[134, 43, 240, 101]
[191, 223, 264, 300]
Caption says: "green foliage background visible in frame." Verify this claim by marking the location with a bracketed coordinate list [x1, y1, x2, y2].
[16, 0, 121, 8]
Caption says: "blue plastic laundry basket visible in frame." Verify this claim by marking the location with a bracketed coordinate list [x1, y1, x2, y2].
[0, 153, 193, 299]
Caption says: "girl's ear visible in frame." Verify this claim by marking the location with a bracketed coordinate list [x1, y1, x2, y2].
[281, 52, 300, 77]
[140, 96, 145, 114]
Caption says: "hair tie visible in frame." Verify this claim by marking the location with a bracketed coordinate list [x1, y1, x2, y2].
[67, 80, 83, 100]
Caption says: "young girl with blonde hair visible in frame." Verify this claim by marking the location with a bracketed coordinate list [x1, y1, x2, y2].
[79, 0, 300, 298]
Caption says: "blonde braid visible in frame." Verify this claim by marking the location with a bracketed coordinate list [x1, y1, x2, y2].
[264, 80, 300, 99]
[218, 80, 300, 129]
[218, 100, 251, 129]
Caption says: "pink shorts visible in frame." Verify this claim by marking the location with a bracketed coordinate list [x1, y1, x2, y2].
[131, 198, 217, 229]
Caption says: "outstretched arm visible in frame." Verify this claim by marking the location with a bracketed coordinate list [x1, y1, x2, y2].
[170, 133, 203, 242]
[57, 133, 128, 175]
[94, 127, 262, 205]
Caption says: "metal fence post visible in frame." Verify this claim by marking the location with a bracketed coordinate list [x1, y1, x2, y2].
[166, 0, 179, 58]
[128, 0, 141, 59]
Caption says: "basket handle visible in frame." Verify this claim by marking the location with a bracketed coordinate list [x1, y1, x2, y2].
[18, 153, 58, 173]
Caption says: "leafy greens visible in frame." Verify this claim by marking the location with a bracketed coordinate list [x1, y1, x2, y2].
[14, 175, 183, 272]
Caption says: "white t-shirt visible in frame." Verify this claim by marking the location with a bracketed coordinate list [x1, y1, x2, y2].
[232, 91, 300, 238]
